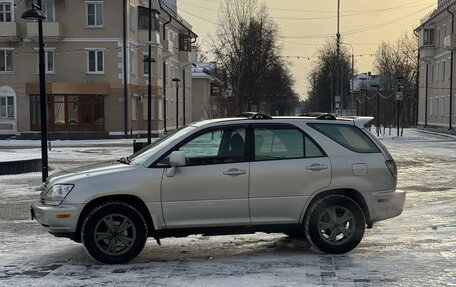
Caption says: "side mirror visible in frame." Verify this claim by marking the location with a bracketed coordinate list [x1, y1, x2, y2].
[167, 151, 186, 177]
[169, 150, 186, 167]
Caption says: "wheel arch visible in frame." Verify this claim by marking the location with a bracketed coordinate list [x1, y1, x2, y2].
[74, 195, 156, 243]
[301, 189, 372, 228]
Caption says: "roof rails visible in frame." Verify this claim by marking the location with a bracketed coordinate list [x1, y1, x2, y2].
[237, 112, 272, 120]
[299, 112, 336, 120]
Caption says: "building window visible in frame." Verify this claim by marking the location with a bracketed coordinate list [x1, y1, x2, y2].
[42, 0, 55, 22]
[46, 50, 54, 73]
[0, 95, 14, 118]
[0, 1, 13, 22]
[138, 7, 159, 30]
[30, 95, 104, 131]
[422, 28, 435, 46]
[442, 60, 446, 80]
[0, 49, 13, 72]
[158, 99, 163, 120]
[87, 49, 104, 73]
[86, 1, 103, 27]
[129, 49, 136, 76]
[36, 49, 55, 73]
[143, 54, 149, 75]
[179, 34, 191, 52]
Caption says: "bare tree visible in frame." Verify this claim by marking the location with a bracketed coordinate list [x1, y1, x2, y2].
[212, 0, 296, 115]
[306, 38, 352, 113]
[374, 32, 418, 128]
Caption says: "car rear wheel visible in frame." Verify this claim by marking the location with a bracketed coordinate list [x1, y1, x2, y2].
[81, 201, 148, 264]
[305, 194, 365, 254]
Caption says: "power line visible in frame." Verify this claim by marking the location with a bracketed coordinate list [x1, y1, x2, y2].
[178, 9, 218, 25]
[180, 0, 433, 21]
[280, 4, 434, 39]
[190, 0, 434, 14]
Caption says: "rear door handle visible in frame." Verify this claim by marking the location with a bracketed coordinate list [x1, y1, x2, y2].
[306, 163, 328, 171]
[223, 168, 247, 176]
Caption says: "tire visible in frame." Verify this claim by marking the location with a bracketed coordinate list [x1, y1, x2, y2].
[81, 201, 148, 264]
[304, 194, 365, 254]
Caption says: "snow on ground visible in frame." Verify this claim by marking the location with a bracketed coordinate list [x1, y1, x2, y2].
[0, 129, 454, 286]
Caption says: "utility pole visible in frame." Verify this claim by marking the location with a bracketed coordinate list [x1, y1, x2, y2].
[336, 0, 341, 114]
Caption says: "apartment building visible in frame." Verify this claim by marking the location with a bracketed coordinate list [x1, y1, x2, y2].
[0, 0, 196, 139]
[416, 0, 455, 130]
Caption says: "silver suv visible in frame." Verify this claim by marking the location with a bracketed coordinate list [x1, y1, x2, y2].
[31, 113, 405, 264]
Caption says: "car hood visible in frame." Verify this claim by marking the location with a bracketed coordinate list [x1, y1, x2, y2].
[46, 161, 134, 185]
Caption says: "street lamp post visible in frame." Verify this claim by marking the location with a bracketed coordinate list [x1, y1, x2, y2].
[354, 93, 359, 116]
[172, 78, 180, 129]
[144, 0, 156, 144]
[22, 2, 48, 183]
[371, 84, 380, 137]
[143, 56, 156, 144]
[396, 76, 404, 137]
[360, 88, 367, 116]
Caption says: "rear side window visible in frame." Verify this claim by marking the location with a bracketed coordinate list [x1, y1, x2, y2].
[254, 127, 324, 161]
[309, 123, 380, 153]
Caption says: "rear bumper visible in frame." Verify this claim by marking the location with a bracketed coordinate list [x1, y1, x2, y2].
[31, 201, 82, 234]
[364, 189, 406, 223]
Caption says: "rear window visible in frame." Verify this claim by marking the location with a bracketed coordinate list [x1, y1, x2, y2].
[308, 123, 380, 153]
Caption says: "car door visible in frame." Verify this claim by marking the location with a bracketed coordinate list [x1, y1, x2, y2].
[249, 124, 331, 225]
[159, 126, 250, 228]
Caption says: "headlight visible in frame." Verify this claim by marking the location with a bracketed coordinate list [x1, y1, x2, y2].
[45, 184, 74, 206]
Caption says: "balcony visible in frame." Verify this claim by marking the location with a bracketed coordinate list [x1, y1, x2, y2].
[26, 22, 62, 39]
[162, 40, 174, 54]
[444, 34, 456, 50]
[0, 22, 19, 41]
[420, 46, 435, 61]
[179, 51, 191, 62]
[138, 30, 160, 44]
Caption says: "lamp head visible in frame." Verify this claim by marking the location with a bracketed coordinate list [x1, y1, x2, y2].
[21, 3, 47, 20]
[142, 57, 156, 63]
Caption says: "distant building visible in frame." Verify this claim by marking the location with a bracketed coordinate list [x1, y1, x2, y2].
[415, 0, 456, 130]
[0, 0, 196, 139]
[191, 62, 224, 121]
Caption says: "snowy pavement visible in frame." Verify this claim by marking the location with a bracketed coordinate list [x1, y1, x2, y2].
[0, 129, 455, 286]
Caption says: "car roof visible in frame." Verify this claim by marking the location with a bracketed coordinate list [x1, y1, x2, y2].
[190, 113, 374, 129]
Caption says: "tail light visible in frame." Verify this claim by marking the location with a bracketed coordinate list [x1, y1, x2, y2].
[385, 160, 397, 179]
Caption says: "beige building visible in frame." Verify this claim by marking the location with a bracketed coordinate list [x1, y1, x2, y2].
[0, 0, 196, 139]
[416, 0, 456, 130]
[191, 62, 224, 122]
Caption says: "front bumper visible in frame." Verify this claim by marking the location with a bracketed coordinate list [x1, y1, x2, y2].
[364, 189, 406, 223]
[31, 201, 83, 233]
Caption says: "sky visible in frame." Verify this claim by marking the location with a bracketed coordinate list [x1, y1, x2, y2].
[177, 0, 437, 100]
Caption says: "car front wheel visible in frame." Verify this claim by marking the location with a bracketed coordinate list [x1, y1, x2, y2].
[81, 201, 148, 264]
[305, 194, 365, 254]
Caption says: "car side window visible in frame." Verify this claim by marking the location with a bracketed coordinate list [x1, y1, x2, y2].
[177, 128, 246, 166]
[309, 123, 380, 153]
[254, 127, 323, 161]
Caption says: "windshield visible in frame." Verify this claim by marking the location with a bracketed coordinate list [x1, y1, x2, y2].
[129, 126, 196, 165]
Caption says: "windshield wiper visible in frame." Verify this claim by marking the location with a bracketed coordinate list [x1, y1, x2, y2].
[117, 157, 131, 165]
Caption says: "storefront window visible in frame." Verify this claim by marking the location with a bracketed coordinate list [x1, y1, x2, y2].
[53, 95, 65, 124]
[30, 94, 104, 131]
[68, 96, 78, 125]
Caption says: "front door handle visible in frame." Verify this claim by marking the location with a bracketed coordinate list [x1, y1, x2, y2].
[223, 168, 247, 176]
[306, 163, 328, 171]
